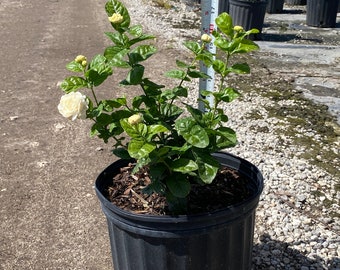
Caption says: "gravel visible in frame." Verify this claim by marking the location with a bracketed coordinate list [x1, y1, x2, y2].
[124, 1, 339, 269]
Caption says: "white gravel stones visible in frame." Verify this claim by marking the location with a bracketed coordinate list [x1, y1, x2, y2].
[123, 0, 339, 268]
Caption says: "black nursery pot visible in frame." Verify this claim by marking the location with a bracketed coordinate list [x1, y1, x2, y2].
[306, 0, 339, 28]
[285, 0, 306, 5]
[95, 152, 264, 270]
[229, 0, 268, 40]
[219, 0, 230, 13]
[267, 0, 285, 13]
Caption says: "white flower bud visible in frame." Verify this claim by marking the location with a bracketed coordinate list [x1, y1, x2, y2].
[128, 114, 142, 125]
[108, 13, 124, 24]
[201, 34, 212, 43]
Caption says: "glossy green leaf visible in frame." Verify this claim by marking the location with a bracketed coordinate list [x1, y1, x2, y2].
[105, 0, 130, 32]
[147, 124, 168, 139]
[165, 70, 186, 80]
[215, 13, 233, 37]
[130, 45, 156, 62]
[175, 117, 209, 148]
[66, 61, 84, 72]
[60, 76, 88, 93]
[212, 59, 226, 74]
[112, 147, 131, 159]
[216, 126, 237, 149]
[169, 158, 198, 173]
[232, 39, 260, 54]
[128, 139, 156, 159]
[104, 46, 129, 67]
[193, 151, 219, 184]
[230, 63, 250, 74]
[183, 41, 201, 54]
[105, 32, 129, 46]
[126, 65, 144, 85]
[166, 174, 191, 198]
[187, 70, 211, 79]
[129, 34, 155, 47]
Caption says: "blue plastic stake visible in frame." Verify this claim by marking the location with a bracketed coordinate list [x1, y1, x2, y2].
[199, 0, 218, 112]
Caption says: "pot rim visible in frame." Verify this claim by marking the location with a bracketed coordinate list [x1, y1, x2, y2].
[95, 151, 264, 223]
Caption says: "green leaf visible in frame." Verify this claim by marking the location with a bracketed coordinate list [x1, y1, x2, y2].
[195, 51, 214, 67]
[230, 63, 250, 74]
[104, 46, 129, 67]
[186, 105, 205, 126]
[175, 117, 209, 148]
[183, 41, 201, 54]
[215, 13, 233, 37]
[212, 59, 226, 74]
[100, 98, 126, 111]
[193, 151, 219, 184]
[112, 147, 131, 159]
[120, 118, 140, 137]
[169, 158, 198, 173]
[130, 45, 156, 63]
[66, 61, 84, 72]
[105, 32, 129, 46]
[161, 86, 188, 100]
[128, 24, 143, 37]
[86, 69, 111, 87]
[216, 127, 237, 149]
[165, 70, 186, 80]
[128, 139, 156, 159]
[214, 36, 231, 52]
[105, 0, 130, 32]
[129, 34, 155, 47]
[176, 60, 190, 68]
[160, 103, 183, 120]
[147, 124, 168, 139]
[187, 70, 211, 79]
[60, 76, 88, 93]
[126, 65, 144, 85]
[245, 28, 260, 36]
[219, 87, 240, 103]
[232, 39, 260, 54]
[166, 174, 191, 198]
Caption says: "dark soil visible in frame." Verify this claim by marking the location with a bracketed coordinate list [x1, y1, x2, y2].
[107, 162, 251, 215]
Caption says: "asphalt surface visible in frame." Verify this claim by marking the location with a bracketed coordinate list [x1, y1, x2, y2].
[0, 0, 339, 269]
[1, 0, 115, 269]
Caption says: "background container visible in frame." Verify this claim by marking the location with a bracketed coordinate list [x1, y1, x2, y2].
[267, 0, 285, 13]
[285, 0, 306, 5]
[306, 0, 339, 27]
[229, 0, 268, 39]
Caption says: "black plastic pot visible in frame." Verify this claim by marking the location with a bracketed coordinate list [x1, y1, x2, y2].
[219, 0, 230, 13]
[267, 0, 285, 13]
[306, 0, 339, 28]
[228, 0, 268, 40]
[285, 0, 306, 5]
[95, 152, 264, 270]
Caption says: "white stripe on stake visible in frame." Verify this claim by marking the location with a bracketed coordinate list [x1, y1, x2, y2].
[199, 0, 218, 112]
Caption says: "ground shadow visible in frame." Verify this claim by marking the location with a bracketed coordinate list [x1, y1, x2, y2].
[252, 234, 340, 269]
[280, 9, 306, 14]
[259, 32, 325, 43]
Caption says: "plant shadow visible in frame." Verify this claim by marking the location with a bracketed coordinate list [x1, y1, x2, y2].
[252, 234, 340, 269]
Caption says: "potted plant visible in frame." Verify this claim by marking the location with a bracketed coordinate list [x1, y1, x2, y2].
[57, 0, 264, 269]
[228, 0, 268, 39]
[306, 0, 339, 28]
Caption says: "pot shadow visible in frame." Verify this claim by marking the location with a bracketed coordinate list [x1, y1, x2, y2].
[252, 233, 340, 269]
[280, 9, 306, 14]
[259, 32, 324, 43]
